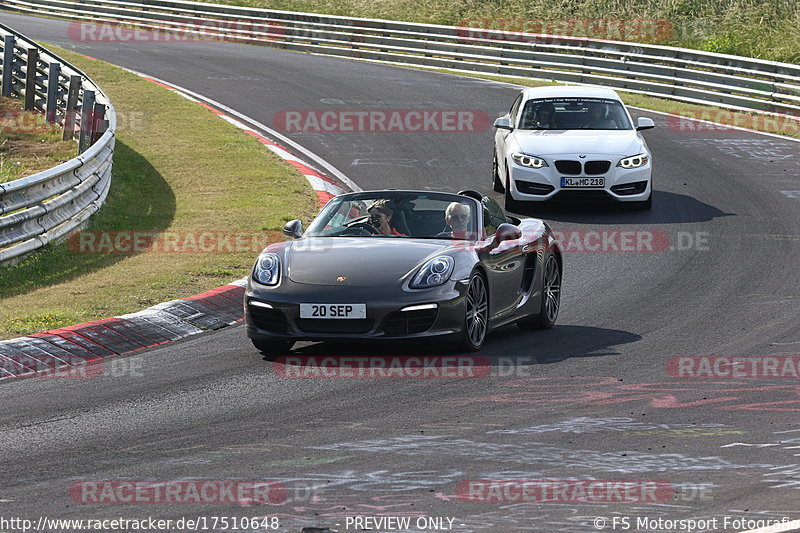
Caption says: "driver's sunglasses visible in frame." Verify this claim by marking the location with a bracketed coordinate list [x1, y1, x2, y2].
[369, 211, 385, 224]
[451, 214, 470, 221]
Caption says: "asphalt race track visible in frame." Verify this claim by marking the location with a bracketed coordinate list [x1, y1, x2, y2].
[1, 11, 799, 533]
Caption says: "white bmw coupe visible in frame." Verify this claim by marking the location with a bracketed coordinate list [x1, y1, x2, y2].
[493, 86, 655, 210]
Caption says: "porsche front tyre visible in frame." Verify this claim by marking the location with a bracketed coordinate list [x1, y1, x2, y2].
[252, 338, 294, 354]
[460, 271, 489, 352]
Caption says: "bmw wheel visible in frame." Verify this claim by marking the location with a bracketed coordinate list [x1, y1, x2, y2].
[635, 192, 653, 210]
[518, 254, 561, 330]
[460, 271, 489, 351]
[503, 164, 522, 213]
[493, 153, 504, 193]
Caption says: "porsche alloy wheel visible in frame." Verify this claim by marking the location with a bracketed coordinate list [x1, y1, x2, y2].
[518, 254, 561, 330]
[542, 255, 561, 324]
[461, 272, 489, 351]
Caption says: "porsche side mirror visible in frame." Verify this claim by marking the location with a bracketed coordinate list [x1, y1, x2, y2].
[636, 117, 655, 131]
[493, 116, 513, 130]
[282, 219, 303, 239]
[495, 223, 522, 242]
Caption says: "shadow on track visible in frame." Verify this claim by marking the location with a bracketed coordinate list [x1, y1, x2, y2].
[262, 325, 639, 366]
[0, 141, 176, 298]
[500, 191, 733, 225]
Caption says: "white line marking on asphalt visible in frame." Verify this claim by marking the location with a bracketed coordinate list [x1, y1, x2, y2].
[306, 176, 345, 195]
[265, 144, 307, 164]
[721, 443, 781, 448]
[739, 519, 800, 533]
[781, 191, 800, 198]
[119, 68, 361, 192]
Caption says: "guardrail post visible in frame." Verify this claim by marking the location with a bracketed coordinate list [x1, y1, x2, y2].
[91, 102, 106, 143]
[62, 75, 82, 140]
[78, 89, 95, 153]
[24, 48, 38, 110]
[2, 35, 14, 97]
[45, 61, 61, 123]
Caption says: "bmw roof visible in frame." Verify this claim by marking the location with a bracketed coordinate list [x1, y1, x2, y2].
[520, 85, 622, 100]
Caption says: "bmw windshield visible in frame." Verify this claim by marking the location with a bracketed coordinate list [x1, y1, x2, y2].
[518, 97, 632, 130]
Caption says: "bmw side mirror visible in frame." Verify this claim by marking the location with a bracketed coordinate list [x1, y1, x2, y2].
[636, 117, 655, 131]
[282, 219, 303, 239]
[493, 116, 513, 130]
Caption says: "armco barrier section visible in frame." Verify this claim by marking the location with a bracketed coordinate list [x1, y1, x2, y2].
[0, 22, 115, 263]
[1, 0, 799, 119]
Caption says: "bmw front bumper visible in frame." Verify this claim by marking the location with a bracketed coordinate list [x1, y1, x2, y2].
[507, 153, 652, 203]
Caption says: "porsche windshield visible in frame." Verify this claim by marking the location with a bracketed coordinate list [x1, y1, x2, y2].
[306, 193, 479, 240]
[518, 97, 632, 130]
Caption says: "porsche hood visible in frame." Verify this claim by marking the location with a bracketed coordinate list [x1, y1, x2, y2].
[284, 237, 457, 286]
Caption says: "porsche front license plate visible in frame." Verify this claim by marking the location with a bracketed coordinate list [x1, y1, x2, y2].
[300, 303, 366, 319]
[561, 177, 605, 188]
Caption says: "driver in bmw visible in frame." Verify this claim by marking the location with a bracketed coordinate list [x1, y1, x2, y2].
[368, 199, 405, 236]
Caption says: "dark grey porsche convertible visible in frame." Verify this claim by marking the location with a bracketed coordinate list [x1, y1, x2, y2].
[245, 189, 562, 353]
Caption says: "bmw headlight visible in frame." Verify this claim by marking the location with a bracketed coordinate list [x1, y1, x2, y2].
[252, 252, 280, 286]
[410, 256, 455, 289]
[512, 152, 548, 169]
[617, 153, 649, 169]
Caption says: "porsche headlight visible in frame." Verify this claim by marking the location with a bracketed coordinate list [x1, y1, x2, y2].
[410, 256, 454, 289]
[512, 153, 548, 169]
[617, 153, 649, 169]
[252, 253, 280, 286]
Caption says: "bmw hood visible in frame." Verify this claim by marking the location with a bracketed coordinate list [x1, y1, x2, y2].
[285, 237, 453, 286]
[513, 130, 644, 156]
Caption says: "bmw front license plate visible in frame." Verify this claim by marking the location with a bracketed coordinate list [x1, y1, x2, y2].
[300, 303, 366, 319]
[561, 177, 605, 188]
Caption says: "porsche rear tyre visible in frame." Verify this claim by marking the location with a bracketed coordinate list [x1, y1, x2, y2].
[460, 271, 489, 352]
[518, 254, 561, 330]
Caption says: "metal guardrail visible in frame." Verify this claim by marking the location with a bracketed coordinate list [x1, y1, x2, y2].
[0, 22, 115, 263]
[1, 0, 799, 119]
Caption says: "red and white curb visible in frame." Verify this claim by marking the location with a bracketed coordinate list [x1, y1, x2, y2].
[0, 68, 355, 381]
[138, 73, 349, 206]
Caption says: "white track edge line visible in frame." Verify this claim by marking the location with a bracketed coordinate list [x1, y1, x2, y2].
[120, 67, 362, 191]
[740, 519, 800, 533]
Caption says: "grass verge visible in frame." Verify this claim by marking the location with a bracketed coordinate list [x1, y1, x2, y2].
[0, 45, 317, 340]
[203, 0, 800, 63]
[0, 97, 75, 183]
